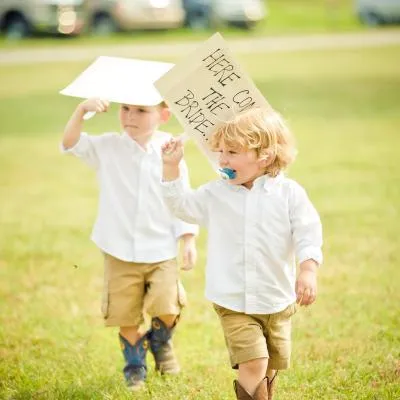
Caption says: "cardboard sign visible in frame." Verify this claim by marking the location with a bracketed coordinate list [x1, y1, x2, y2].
[155, 32, 271, 168]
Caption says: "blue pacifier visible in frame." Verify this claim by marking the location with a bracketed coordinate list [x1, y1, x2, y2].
[219, 168, 237, 180]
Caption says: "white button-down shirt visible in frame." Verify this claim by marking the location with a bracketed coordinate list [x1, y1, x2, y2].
[162, 174, 323, 314]
[62, 131, 198, 263]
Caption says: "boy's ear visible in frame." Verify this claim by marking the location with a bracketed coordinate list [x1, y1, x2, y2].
[258, 157, 268, 170]
[160, 107, 171, 123]
[258, 150, 275, 169]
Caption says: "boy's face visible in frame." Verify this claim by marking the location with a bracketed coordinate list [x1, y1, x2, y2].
[119, 104, 169, 142]
[217, 140, 267, 189]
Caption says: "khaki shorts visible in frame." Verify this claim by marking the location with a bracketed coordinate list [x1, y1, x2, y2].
[102, 254, 187, 327]
[213, 303, 296, 370]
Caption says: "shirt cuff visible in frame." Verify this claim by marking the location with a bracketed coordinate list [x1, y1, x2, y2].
[297, 247, 323, 266]
[160, 176, 185, 196]
[59, 133, 88, 155]
[175, 223, 199, 239]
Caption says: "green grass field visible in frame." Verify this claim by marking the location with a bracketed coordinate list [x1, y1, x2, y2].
[1, 42, 400, 399]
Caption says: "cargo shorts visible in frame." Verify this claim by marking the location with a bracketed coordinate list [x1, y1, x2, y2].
[213, 303, 297, 370]
[102, 253, 187, 327]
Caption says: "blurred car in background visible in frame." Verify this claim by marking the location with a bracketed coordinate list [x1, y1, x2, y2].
[356, 0, 400, 25]
[183, 0, 266, 30]
[0, 0, 85, 39]
[182, 0, 211, 29]
[86, 0, 185, 35]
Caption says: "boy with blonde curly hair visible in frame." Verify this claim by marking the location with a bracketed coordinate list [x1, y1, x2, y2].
[160, 108, 323, 400]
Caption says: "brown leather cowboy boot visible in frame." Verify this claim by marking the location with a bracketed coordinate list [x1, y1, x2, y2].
[267, 372, 278, 400]
[233, 380, 253, 400]
[233, 377, 269, 400]
[253, 377, 269, 400]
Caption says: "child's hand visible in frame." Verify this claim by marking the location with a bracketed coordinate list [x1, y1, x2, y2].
[181, 234, 197, 271]
[295, 259, 318, 306]
[79, 98, 110, 114]
[162, 138, 184, 167]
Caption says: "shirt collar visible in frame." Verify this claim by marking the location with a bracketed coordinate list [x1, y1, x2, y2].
[253, 173, 284, 190]
[121, 132, 156, 155]
[219, 172, 284, 192]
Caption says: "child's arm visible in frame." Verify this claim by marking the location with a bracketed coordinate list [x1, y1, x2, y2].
[62, 98, 109, 149]
[180, 233, 197, 271]
[289, 182, 323, 306]
[161, 138, 207, 225]
[162, 137, 183, 181]
[173, 157, 199, 271]
[296, 259, 318, 306]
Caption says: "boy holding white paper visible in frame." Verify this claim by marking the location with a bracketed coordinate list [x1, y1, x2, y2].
[60, 57, 198, 391]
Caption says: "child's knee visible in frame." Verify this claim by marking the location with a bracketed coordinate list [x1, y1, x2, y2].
[240, 357, 269, 375]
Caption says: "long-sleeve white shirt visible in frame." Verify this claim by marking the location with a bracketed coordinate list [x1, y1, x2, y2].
[161, 173, 323, 314]
[62, 131, 198, 263]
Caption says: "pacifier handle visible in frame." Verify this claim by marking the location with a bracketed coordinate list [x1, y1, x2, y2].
[83, 111, 96, 120]
[219, 168, 236, 180]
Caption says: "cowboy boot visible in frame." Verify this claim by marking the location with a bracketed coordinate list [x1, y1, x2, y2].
[233, 380, 253, 400]
[253, 377, 269, 400]
[119, 333, 148, 391]
[267, 372, 278, 400]
[149, 317, 180, 374]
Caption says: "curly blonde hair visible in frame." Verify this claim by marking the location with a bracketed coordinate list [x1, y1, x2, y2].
[210, 108, 297, 177]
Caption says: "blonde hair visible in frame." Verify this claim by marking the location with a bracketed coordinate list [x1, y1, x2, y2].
[210, 108, 297, 177]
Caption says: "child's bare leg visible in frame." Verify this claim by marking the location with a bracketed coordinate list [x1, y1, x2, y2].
[238, 357, 268, 395]
[157, 314, 178, 328]
[266, 367, 278, 399]
[266, 367, 276, 381]
[120, 325, 141, 344]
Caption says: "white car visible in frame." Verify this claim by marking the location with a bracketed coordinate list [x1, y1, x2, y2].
[356, 0, 400, 25]
[0, 0, 85, 38]
[86, 0, 185, 34]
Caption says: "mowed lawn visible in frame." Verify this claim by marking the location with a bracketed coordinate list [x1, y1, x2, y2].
[0, 43, 399, 400]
